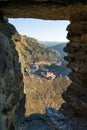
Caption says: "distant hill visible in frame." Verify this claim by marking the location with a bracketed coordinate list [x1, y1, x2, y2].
[51, 43, 67, 58]
[40, 41, 67, 47]
[40, 41, 68, 58]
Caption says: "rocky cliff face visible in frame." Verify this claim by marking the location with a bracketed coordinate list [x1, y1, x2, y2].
[0, 20, 25, 130]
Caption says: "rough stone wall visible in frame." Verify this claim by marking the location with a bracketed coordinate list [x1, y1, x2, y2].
[0, 19, 25, 130]
[0, 1, 87, 19]
[62, 11, 87, 117]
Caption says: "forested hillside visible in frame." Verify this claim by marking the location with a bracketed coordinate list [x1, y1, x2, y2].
[19, 35, 61, 62]
[52, 43, 67, 58]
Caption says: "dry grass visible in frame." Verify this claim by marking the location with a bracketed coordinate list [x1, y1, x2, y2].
[24, 75, 71, 116]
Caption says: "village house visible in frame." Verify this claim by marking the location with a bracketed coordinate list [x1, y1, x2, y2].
[42, 71, 56, 80]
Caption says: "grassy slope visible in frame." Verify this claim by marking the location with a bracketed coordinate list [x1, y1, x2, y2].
[24, 76, 70, 116]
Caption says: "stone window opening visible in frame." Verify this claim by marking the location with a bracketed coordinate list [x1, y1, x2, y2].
[8, 18, 71, 116]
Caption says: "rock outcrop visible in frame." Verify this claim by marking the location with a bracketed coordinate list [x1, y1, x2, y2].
[0, 20, 25, 130]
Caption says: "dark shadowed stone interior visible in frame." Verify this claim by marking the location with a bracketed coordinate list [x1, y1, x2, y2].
[0, 0, 87, 130]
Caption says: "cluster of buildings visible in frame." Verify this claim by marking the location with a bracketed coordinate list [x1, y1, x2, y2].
[24, 61, 70, 80]
[30, 62, 56, 80]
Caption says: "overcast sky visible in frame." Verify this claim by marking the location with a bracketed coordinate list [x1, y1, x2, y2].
[9, 18, 70, 42]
